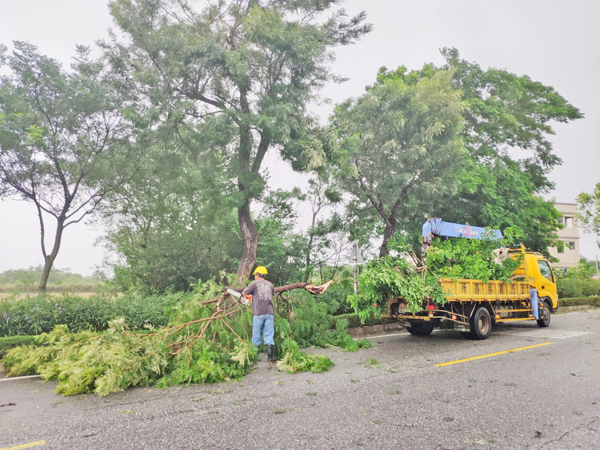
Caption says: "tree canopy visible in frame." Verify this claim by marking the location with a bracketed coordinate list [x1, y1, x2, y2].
[102, 0, 371, 280]
[0, 42, 140, 290]
[369, 49, 582, 255]
[329, 69, 466, 257]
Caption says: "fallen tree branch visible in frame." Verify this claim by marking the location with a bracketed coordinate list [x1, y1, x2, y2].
[274, 280, 333, 295]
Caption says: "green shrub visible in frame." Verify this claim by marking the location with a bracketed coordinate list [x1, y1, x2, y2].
[0, 335, 36, 358]
[0, 292, 187, 337]
[559, 297, 600, 307]
[558, 278, 600, 298]
[581, 280, 600, 297]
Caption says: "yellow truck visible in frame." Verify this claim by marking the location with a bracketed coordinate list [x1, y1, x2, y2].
[383, 222, 559, 340]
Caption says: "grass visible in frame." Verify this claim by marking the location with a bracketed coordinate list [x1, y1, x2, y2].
[0, 283, 101, 294]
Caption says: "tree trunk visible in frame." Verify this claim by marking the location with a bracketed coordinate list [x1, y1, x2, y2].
[236, 199, 259, 281]
[38, 218, 65, 292]
[303, 231, 315, 283]
[379, 216, 396, 258]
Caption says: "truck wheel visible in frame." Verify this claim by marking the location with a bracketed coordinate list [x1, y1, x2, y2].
[407, 321, 434, 336]
[470, 307, 492, 340]
[537, 301, 551, 328]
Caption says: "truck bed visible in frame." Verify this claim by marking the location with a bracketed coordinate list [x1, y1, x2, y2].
[438, 277, 531, 303]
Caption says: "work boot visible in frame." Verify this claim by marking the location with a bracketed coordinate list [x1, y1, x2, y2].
[267, 345, 275, 364]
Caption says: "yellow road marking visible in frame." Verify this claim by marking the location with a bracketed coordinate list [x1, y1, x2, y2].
[435, 342, 552, 367]
[0, 440, 45, 450]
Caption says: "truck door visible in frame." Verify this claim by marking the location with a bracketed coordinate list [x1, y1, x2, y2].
[537, 259, 558, 308]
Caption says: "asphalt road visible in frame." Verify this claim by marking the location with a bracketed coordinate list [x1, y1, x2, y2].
[1, 309, 599, 450]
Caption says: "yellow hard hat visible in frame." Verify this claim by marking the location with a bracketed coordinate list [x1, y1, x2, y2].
[253, 266, 268, 275]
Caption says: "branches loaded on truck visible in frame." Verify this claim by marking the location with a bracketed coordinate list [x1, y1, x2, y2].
[383, 219, 558, 340]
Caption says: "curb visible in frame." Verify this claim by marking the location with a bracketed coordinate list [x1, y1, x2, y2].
[556, 305, 598, 314]
[348, 322, 403, 337]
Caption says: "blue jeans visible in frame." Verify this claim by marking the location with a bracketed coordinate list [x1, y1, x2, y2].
[252, 314, 275, 346]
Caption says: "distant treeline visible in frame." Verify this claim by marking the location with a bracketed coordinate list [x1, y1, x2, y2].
[0, 266, 101, 290]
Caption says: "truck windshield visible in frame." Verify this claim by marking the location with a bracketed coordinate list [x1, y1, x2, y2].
[538, 260, 554, 282]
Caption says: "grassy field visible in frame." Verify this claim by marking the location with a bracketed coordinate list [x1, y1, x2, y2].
[0, 291, 98, 301]
[0, 282, 101, 301]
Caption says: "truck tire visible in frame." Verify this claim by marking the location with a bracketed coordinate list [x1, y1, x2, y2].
[407, 321, 434, 336]
[537, 301, 551, 328]
[470, 307, 492, 340]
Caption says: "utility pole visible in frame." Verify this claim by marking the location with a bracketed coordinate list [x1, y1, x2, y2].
[349, 242, 364, 295]
[353, 242, 358, 295]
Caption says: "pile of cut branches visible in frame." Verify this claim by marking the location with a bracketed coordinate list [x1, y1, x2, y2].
[349, 235, 523, 319]
[3, 280, 357, 396]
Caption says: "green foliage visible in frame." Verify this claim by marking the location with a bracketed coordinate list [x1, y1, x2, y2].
[577, 183, 600, 249]
[557, 278, 600, 298]
[290, 266, 356, 316]
[426, 235, 522, 282]
[3, 319, 169, 396]
[0, 292, 186, 337]
[349, 254, 446, 318]
[255, 189, 307, 286]
[99, 149, 243, 293]
[349, 234, 523, 319]
[0, 42, 141, 290]
[330, 68, 467, 257]
[103, 0, 371, 278]
[1, 281, 360, 396]
[556, 259, 600, 298]
[0, 267, 101, 290]
[157, 340, 257, 388]
[309, 319, 372, 352]
[275, 337, 334, 374]
[374, 50, 582, 256]
[332, 313, 394, 329]
[562, 259, 598, 280]
[0, 335, 36, 357]
[559, 296, 600, 307]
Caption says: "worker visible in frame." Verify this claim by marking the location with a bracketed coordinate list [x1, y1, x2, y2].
[243, 266, 276, 363]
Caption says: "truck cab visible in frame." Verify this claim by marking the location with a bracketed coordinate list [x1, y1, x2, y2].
[509, 247, 558, 311]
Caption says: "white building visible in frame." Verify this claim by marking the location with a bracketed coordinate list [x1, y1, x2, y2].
[548, 202, 581, 269]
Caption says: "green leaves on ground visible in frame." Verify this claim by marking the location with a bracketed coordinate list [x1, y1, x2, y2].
[3, 319, 169, 397]
[276, 337, 334, 374]
[1, 281, 366, 396]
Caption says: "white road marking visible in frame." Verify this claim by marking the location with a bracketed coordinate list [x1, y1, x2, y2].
[0, 375, 41, 382]
[492, 329, 593, 340]
[361, 332, 406, 340]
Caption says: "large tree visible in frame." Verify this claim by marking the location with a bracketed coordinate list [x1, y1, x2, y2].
[0, 43, 139, 290]
[99, 148, 243, 292]
[375, 49, 583, 254]
[329, 69, 467, 257]
[102, 0, 371, 280]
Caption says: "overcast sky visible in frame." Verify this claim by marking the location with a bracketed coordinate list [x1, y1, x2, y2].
[0, 0, 598, 275]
